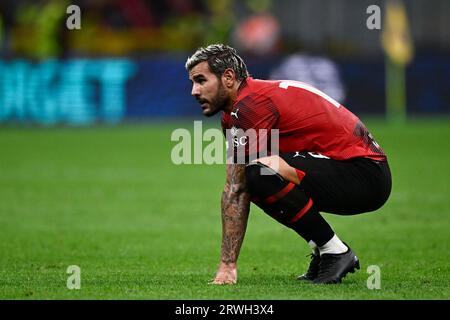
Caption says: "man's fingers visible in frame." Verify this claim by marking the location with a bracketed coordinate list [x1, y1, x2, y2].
[209, 268, 237, 285]
[209, 277, 236, 285]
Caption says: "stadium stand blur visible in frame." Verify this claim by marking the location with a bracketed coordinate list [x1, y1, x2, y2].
[0, 0, 449, 125]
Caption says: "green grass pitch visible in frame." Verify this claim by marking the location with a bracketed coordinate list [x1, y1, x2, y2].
[0, 118, 449, 299]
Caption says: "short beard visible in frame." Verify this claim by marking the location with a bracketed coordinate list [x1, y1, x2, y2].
[204, 83, 230, 117]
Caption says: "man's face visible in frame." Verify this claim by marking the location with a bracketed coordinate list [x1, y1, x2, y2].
[188, 61, 230, 117]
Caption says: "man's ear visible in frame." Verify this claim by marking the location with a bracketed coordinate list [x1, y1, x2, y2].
[222, 68, 236, 88]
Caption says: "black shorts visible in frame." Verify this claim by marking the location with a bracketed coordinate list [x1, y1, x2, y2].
[279, 152, 392, 215]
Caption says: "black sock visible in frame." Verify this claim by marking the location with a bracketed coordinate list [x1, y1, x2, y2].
[289, 205, 334, 247]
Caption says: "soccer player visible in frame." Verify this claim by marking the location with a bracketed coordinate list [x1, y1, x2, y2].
[185, 44, 392, 285]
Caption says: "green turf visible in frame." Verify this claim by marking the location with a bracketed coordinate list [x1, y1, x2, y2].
[0, 118, 449, 299]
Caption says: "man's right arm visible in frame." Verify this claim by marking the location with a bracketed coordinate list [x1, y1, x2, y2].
[212, 163, 250, 285]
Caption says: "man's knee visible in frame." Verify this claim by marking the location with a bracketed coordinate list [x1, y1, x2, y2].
[245, 162, 284, 197]
[248, 155, 305, 186]
[245, 162, 315, 226]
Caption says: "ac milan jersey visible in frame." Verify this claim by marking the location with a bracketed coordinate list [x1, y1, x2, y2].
[221, 77, 386, 161]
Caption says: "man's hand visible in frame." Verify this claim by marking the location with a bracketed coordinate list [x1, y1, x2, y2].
[210, 262, 237, 285]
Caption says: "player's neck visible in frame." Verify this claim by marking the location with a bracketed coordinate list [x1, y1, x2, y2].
[224, 80, 242, 113]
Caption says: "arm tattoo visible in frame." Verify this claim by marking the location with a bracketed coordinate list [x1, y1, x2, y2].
[220, 164, 250, 264]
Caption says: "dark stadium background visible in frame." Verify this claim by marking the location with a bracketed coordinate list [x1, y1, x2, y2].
[1, 0, 449, 124]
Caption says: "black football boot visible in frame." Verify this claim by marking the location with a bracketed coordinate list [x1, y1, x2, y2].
[313, 246, 360, 284]
[297, 253, 321, 281]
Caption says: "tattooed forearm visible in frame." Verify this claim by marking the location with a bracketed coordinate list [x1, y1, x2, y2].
[220, 164, 250, 264]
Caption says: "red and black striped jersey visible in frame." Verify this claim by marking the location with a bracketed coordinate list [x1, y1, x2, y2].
[221, 77, 386, 161]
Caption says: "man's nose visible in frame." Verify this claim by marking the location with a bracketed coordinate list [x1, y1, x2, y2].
[191, 83, 200, 97]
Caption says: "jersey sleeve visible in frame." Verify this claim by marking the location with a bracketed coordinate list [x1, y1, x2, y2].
[227, 93, 279, 163]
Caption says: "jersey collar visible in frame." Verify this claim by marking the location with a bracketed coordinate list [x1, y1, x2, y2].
[237, 77, 251, 97]
[223, 77, 252, 115]
[235, 77, 252, 104]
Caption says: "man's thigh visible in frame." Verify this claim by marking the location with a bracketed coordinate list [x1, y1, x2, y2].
[279, 151, 389, 214]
